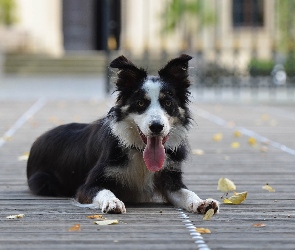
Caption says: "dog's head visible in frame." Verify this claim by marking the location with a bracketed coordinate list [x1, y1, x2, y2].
[109, 55, 192, 172]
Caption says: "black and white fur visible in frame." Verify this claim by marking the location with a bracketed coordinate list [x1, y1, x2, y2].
[27, 54, 219, 214]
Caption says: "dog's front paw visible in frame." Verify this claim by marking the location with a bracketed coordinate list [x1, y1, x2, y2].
[101, 198, 126, 214]
[195, 198, 219, 214]
[93, 189, 126, 214]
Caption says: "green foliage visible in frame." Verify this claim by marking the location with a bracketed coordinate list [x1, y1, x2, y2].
[0, 0, 17, 26]
[248, 59, 275, 76]
[162, 0, 216, 33]
[249, 58, 295, 76]
[284, 55, 295, 76]
[277, 0, 295, 57]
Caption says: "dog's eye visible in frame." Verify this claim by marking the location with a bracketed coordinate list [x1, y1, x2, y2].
[165, 100, 172, 107]
[137, 100, 145, 107]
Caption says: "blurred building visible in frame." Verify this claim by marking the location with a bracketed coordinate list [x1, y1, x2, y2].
[0, 0, 292, 73]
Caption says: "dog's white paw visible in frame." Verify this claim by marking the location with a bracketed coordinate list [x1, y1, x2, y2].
[93, 189, 126, 214]
[101, 197, 126, 214]
[167, 189, 220, 214]
[192, 198, 220, 214]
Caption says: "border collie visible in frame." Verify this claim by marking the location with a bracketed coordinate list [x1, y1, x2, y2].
[27, 54, 219, 214]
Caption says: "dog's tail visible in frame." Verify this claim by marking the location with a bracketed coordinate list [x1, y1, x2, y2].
[28, 171, 63, 197]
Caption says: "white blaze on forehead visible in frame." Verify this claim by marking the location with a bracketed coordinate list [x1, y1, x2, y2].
[139, 79, 171, 138]
[143, 79, 161, 104]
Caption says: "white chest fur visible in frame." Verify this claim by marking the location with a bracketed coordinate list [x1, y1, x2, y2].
[105, 149, 161, 202]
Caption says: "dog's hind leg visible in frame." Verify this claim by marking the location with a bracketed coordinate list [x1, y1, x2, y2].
[28, 171, 63, 197]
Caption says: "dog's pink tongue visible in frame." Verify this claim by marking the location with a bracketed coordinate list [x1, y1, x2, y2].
[143, 136, 165, 172]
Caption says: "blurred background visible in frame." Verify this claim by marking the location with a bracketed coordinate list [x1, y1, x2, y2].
[0, 0, 294, 101]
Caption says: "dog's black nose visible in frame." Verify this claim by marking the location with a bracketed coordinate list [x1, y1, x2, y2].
[149, 122, 164, 134]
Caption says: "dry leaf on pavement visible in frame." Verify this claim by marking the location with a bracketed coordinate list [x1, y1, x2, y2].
[223, 191, 248, 205]
[218, 177, 236, 192]
[253, 223, 266, 227]
[6, 214, 25, 219]
[86, 214, 104, 219]
[248, 137, 257, 146]
[68, 224, 81, 232]
[203, 208, 215, 220]
[94, 219, 119, 225]
[192, 149, 204, 155]
[17, 152, 30, 161]
[213, 133, 223, 142]
[231, 142, 240, 148]
[262, 184, 275, 192]
[195, 228, 211, 234]
[233, 130, 242, 137]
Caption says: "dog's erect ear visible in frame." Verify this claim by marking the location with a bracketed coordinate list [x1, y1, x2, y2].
[158, 54, 192, 87]
[110, 55, 147, 89]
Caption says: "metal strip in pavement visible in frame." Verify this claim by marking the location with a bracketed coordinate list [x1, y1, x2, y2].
[177, 208, 211, 250]
[194, 108, 295, 156]
[0, 98, 47, 148]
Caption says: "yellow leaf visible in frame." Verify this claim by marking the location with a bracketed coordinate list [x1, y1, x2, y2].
[213, 133, 223, 142]
[192, 149, 204, 155]
[195, 228, 211, 234]
[233, 130, 242, 137]
[231, 142, 240, 148]
[223, 191, 248, 205]
[94, 219, 119, 225]
[253, 223, 266, 227]
[4, 135, 12, 141]
[86, 214, 104, 219]
[248, 137, 257, 146]
[6, 214, 24, 219]
[203, 208, 214, 220]
[218, 177, 236, 192]
[68, 224, 81, 232]
[17, 152, 30, 161]
[262, 184, 275, 192]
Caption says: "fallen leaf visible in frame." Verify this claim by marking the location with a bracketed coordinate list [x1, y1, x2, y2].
[223, 155, 230, 161]
[227, 121, 236, 128]
[233, 130, 242, 137]
[218, 177, 236, 192]
[269, 119, 278, 127]
[248, 137, 257, 146]
[261, 114, 270, 121]
[4, 135, 12, 141]
[231, 142, 240, 148]
[6, 214, 25, 219]
[94, 219, 119, 225]
[213, 133, 223, 142]
[253, 223, 266, 227]
[68, 224, 81, 232]
[192, 149, 204, 155]
[262, 184, 275, 192]
[48, 116, 62, 125]
[86, 214, 104, 219]
[260, 146, 268, 153]
[195, 228, 211, 234]
[203, 208, 215, 220]
[223, 191, 248, 205]
[17, 152, 30, 161]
